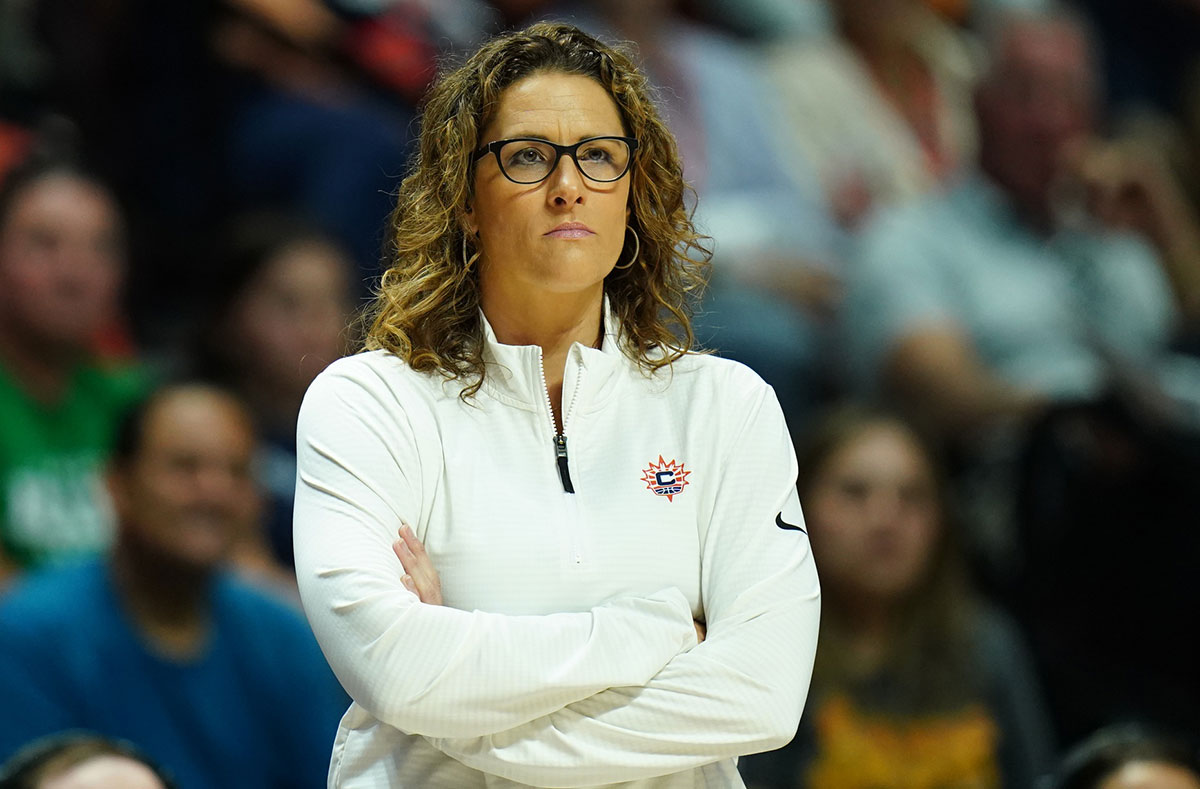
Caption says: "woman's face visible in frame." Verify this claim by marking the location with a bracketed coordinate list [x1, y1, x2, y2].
[805, 423, 941, 605]
[0, 173, 123, 352]
[468, 71, 631, 304]
[228, 240, 352, 395]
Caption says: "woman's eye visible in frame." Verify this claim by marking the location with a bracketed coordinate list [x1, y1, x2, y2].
[508, 147, 547, 166]
[579, 147, 613, 162]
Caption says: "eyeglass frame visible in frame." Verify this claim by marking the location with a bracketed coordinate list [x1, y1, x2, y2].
[471, 135, 640, 185]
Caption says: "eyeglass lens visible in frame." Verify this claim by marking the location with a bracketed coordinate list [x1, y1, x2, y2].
[499, 139, 631, 183]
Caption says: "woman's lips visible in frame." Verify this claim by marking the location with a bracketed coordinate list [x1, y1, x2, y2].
[545, 222, 594, 238]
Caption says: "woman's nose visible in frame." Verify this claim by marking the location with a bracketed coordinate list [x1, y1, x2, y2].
[546, 154, 585, 207]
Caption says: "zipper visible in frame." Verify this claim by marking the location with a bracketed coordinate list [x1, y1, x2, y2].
[539, 347, 586, 565]
[538, 348, 584, 494]
[554, 434, 574, 493]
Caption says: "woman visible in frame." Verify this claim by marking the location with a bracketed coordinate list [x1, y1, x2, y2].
[0, 147, 146, 583]
[293, 21, 820, 788]
[195, 211, 355, 572]
[738, 407, 1053, 789]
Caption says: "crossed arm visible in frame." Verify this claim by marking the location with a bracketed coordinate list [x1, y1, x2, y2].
[393, 524, 707, 645]
[394, 484, 819, 788]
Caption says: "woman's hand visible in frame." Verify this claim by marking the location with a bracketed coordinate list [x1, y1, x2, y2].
[694, 620, 706, 644]
[393, 523, 443, 605]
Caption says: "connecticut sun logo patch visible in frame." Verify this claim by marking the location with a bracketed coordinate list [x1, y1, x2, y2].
[641, 455, 691, 501]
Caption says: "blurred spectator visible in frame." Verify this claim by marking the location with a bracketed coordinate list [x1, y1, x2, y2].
[739, 406, 1054, 789]
[194, 212, 355, 569]
[0, 384, 348, 787]
[213, 0, 416, 294]
[841, 4, 1200, 742]
[1048, 724, 1200, 789]
[839, 3, 1200, 454]
[766, 0, 979, 229]
[553, 0, 846, 424]
[0, 732, 176, 789]
[0, 148, 147, 585]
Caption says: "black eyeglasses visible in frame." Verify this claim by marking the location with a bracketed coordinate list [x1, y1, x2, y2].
[472, 136, 639, 184]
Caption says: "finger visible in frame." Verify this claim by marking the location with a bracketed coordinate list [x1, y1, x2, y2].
[396, 526, 437, 591]
[393, 538, 418, 573]
[395, 522, 443, 605]
[400, 523, 427, 558]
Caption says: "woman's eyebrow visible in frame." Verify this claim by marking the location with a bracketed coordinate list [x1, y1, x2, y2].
[493, 131, 620, 143]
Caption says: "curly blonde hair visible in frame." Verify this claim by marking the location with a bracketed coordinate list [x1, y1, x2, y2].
[363, 21, 711, 397]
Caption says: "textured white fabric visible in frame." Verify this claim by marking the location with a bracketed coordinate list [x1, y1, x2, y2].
[294, 312, 820, 787]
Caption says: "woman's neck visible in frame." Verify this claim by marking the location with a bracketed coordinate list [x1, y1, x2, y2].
[481, 284, 604, 431]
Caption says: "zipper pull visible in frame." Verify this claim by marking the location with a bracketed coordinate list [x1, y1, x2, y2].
[554, 434, 575, 494]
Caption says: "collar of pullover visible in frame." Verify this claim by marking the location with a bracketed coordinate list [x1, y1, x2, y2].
[478, 296, 625, 416]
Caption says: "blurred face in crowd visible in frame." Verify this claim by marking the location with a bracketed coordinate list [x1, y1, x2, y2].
[805, 422, 941, 607]
[1098, 761, 1200, 789]
[109, 389, 258, 574]
[468, 71, 631, 308]
[975, 18, 1097, 225]
[226, 239, 352, 397]
[0, 173, 124, 354]
[40, 755, 167, 789]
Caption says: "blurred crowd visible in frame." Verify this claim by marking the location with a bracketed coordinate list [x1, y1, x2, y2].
[1, 0, 1199, 787]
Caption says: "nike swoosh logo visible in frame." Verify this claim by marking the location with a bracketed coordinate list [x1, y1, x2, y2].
[776, 513, 807, 534]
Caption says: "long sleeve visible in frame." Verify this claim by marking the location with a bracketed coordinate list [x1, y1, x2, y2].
[293, 359, 698, 740]
[429, 383, 821, 787]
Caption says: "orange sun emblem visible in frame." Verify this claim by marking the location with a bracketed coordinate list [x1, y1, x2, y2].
[641, 455, 691, 501]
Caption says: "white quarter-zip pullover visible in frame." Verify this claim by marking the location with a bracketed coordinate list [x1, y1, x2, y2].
[294, 310, 820, 788]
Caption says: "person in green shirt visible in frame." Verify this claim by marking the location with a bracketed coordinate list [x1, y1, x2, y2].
[0, 148, 147, 583]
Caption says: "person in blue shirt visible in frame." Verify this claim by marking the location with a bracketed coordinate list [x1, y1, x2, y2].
[0, 383, 348, 789]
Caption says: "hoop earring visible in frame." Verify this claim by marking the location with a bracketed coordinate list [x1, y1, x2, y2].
[462, 233, 480, 271]
[613, 227, 639, 270]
